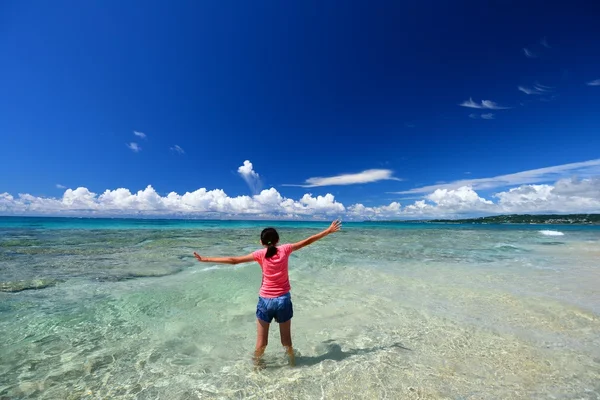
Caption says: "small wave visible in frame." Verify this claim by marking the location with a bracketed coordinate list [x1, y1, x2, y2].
[539, 230, 565, 236]
[494, 244, 522, 250]
[94, 269, 182, 282]
[193, 262, 254, 273]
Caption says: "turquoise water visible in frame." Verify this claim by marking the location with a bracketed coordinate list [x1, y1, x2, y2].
[1, 217, 599, 399]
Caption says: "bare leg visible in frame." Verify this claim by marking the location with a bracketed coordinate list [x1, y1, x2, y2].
[279, 320, 295, 366]
[254, 319, 269, 366]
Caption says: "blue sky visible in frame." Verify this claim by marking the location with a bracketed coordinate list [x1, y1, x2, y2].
[1, 1, 599, 218]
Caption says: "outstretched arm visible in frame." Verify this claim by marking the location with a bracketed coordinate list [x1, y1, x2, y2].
[193, 252, 254, 265]
[291, 219, 341, 252]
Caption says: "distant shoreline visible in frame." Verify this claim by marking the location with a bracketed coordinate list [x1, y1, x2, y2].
[1, 213, 599, 225]
[372, 214, 600, 225]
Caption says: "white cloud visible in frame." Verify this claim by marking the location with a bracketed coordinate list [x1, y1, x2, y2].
[284, 169, 401, 188]
[518, 83, 552, 95]
[403, 178, 600, 217]
[518, 86, 539, 95]
[237, 160, 262, 194]
[1, 177, 599, 219]
[393, 159, 600, 195]
[127, 142, 141, 152]
[428, 186, 494, 209]
[541, 37, 551, 49]
[523, 48, 537, 58]
[170, 145, 185, 154]
[0, 186, 345, 219]
[56, 184, 66, 189]
[133, 131, 147, 139]
[552, 177, 600, 198]
[494, 178, 600, 214]
[459, 98, 510, 110]
[347, 202, 401, 219]
[587, 79, 600, 86]
[469, 113, 495, 120]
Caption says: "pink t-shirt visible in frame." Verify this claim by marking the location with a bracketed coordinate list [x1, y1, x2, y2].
[253, 243, 293, 298]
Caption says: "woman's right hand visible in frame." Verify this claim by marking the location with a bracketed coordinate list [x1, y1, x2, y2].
[327, 219, 342, 234]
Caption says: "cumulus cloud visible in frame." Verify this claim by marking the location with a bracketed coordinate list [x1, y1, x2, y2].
[0, 186, 345, 219]
[284, 169, 401, 188]
[127, 142, 141, 152]
[428, 186, 493, 209]
[1, 177, 599, 219]
[170, 145, 185, 154]
[237, 160, 262, 194]
[394, 159, 600, 195]
[459, 98, 510, 110]
[133, 131, 147, 139]
[587, 79, 600, 86]
[494, 178, 600, 214]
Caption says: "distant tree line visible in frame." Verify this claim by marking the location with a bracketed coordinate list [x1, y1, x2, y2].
[425, 214, 600, 225]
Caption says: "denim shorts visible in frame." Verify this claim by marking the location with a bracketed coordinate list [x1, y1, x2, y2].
[256, 292, 293, 323]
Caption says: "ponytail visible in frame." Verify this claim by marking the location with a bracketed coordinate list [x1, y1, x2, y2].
[265, 244, 278, 259]
[260, 227, 280, 259]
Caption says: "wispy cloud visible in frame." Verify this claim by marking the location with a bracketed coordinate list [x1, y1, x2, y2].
[284, 169, 401, 188]
[170, 145, 185, 154]
[587, 79, 600, 86]
[523, 48, 537, 58]
[56, 184, 66, 189]
[518, 83, 553, 95]
[127, 142, 141, 152]
[238, 160, 262, 194]
[540, 95, 559, 102]
[540, 37, 551, 49]
[391, 159, 600, 195]
[459, 98, 510, 110]
[133, 131, 146, 139]
[405, 123, 416, 128]
[469, 113, 495, 120]
[518, 86, 539, 95]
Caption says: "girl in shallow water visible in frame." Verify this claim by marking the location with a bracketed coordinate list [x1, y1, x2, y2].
[193, 219, 342, 366]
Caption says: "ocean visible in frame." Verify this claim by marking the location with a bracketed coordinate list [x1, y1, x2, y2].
[1, 217, 599, 399]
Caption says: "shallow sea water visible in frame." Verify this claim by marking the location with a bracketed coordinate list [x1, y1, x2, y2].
[0, 218, 599, 399]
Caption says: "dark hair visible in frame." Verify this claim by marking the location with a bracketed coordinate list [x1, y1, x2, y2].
[261, 227, 279, 259]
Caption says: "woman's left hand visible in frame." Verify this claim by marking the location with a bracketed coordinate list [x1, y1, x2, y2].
[193, 252, 203, 262]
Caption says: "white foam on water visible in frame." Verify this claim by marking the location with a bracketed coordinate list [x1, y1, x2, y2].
[189, 265, 223, 273]
[201, 266, 221, 272]
[539, 230, 565, 236]
[494, 243, 521, 249]
[191, 262, 255, 273]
